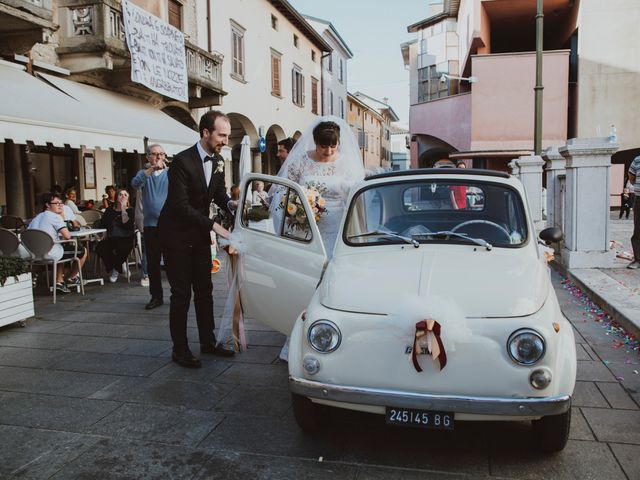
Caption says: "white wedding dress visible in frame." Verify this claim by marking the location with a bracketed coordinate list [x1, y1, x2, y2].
[286, 153, 355, 257]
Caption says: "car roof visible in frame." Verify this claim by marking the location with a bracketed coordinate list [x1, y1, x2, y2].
[365, 168, 511, 181]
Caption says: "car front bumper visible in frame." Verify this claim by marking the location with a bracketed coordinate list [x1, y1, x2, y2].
[290, 376, 571, 417]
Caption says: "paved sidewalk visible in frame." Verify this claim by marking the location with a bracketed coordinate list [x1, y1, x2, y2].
[0, 252, 638, 478]
[556, 212, 640, 340]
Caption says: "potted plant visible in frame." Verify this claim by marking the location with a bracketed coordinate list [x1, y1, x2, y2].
[0, 256, 34, 328]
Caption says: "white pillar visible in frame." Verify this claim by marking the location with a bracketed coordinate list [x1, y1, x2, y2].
[559, 138, 618, 268]
[542, 147, 566, 230]
[517, 155, 545, 228]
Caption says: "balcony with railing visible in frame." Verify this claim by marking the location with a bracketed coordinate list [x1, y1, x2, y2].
[0, 0, 55, 54]
[56, 0, 224, 106]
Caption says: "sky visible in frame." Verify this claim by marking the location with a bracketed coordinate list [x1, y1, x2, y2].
[288, 0, 428, 126]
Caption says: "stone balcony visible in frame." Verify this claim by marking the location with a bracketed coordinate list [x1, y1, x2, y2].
[0, 0, 56, 55]
[56, 0, 224, 106]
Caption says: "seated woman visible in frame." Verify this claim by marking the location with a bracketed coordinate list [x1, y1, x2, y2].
[95, 188, 135, 283]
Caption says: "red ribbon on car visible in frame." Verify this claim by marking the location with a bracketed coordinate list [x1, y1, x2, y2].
[412, 319, 447, 372]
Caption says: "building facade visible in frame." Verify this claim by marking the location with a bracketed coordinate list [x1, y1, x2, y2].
[303, 14, 353, 121]
[205, 0, 331, 181]
[402, 0, 640, 203]
[0, 0, 223, 217]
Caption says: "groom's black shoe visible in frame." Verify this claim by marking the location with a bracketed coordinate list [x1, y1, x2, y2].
[201, 343, 235, 357]
[171, 349, 202, 368]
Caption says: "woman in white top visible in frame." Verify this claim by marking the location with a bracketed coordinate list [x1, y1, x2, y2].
[252, 180, 268, 205]
[64, 187, 81, 214]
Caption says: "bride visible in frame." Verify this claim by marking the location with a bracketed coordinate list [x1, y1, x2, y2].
[217, 116, 364, 357]
[273, 116, 365, 360]
[272, 116, 365, 257]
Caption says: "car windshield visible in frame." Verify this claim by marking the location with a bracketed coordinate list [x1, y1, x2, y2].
[344, 179, 528, 248]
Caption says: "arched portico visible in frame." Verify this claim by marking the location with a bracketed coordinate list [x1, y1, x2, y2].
[263, 124, 286, 174]
[227, 113, 259, 183]
[414, 134, 457, 168]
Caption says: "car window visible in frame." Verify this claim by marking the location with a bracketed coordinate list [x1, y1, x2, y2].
[240, 179, 314, 243]
[345, 180, 528, 247]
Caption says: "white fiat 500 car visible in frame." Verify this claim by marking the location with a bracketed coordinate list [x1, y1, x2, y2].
[236, 169, 576, 453]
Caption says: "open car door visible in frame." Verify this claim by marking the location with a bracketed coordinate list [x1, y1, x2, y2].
[234, 173, 327, 335]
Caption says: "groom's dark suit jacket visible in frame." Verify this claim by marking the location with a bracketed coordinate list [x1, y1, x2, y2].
[158, 144, 230, 248]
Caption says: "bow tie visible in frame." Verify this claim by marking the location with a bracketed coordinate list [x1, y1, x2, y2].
[203, 155, 214, 163]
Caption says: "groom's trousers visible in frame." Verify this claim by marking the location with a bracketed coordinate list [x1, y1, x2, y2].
[163, 241, 215, 352]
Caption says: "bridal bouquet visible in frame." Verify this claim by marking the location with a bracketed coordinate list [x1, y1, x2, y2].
[285, 182, 327, 231]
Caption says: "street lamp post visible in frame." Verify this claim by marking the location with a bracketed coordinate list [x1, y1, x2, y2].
[534, 0, 544, 155]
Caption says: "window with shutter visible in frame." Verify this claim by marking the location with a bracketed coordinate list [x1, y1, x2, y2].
[292, 66, 304, 107]
[271, 50, 281, 96]
[311, 78, 318, 114]
[230, 21, 245, 80]
[168, 0, 182, 30]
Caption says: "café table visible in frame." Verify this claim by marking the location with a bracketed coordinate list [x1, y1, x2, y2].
[69, 228, 107, 286]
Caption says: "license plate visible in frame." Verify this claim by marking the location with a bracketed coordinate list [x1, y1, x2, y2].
[385, 407, 454, 430]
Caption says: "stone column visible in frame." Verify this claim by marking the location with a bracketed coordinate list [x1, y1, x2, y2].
[542, 146, 566, 230]
[559, 138, 618, 268]
[517, 155, 545, 228]
[251, 149, 262, 174]
[4, 141, 27, 218]
[508, 159, 520, 178]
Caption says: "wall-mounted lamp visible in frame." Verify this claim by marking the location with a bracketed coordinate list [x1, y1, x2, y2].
[439, 73, 478, 84]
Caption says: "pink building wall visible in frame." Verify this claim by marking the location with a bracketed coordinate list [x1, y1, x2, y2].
[470, 51, 570, 151]
[409, 92, 472, 152]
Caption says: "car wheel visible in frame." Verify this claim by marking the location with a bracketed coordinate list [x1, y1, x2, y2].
[531, 406, 571, 453]
[291, 393, 319, 432]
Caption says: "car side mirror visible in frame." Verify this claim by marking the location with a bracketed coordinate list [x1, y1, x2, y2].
[539, 227, 563, 244]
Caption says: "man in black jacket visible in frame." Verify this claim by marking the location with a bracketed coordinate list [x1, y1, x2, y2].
[158, 110, 236, 368]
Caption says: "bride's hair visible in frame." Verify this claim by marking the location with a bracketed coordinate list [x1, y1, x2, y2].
[313, 121, 340, 147]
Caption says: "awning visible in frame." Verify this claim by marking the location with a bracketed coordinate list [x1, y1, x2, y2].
[0, 60, 196, 155]
[40, 73, 196, 155]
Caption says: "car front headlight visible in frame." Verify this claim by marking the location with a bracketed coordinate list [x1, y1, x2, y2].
[507, 329, 545, 365]
[308, 320, 341, 353]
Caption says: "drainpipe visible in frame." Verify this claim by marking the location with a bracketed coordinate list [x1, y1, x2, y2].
[320, 52, 331, 115]
[206, 0, 212, 52]
[534, 0, 544, 155]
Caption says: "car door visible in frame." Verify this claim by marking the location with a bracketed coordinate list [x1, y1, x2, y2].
[235, 173, 327, 335]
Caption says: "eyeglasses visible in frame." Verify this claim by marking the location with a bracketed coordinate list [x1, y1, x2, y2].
[149, 152, 166, 157]
[48, 201, 63, 205]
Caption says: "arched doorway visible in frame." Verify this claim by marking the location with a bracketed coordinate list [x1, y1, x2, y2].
[263, 124, 285, 174]
[227, 113, 258, 184]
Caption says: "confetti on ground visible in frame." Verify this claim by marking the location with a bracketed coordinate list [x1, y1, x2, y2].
[560, 278, 639, 359]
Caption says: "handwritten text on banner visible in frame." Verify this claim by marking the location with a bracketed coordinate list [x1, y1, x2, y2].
[121, 0, 188, 102]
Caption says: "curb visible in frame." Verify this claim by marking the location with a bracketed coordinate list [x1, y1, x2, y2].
[551, 261, 640, 341]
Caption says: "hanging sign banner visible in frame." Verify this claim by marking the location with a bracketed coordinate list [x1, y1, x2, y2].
[121, 0, 188, 102]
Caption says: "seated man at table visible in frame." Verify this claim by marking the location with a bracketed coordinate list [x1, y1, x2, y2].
[28, 192, 88, 294]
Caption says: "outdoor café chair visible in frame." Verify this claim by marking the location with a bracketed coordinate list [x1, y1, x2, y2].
[0, 215, 27, 234]
[79, 209, 102, 226]
[20, 229, 85, 304]
[0, 227, 21, 256]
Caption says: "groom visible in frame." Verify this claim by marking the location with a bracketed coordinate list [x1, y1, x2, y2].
[158, 110, 236, 368]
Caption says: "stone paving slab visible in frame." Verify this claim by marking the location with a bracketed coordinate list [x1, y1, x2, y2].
[0, 425, 103, 479]
[89, 376, 236, 410]
[609, 443, 640, 480]
[489, 438, 628, 479]
[212, 384, 292, 417]
[49, 350, 169, 376]
[580, 407, 640, 444]
[87, 403, 225, 447]
[0, 391, 120, 431]
[572, 381, 609, 408]
[0, 365, 120, 397]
